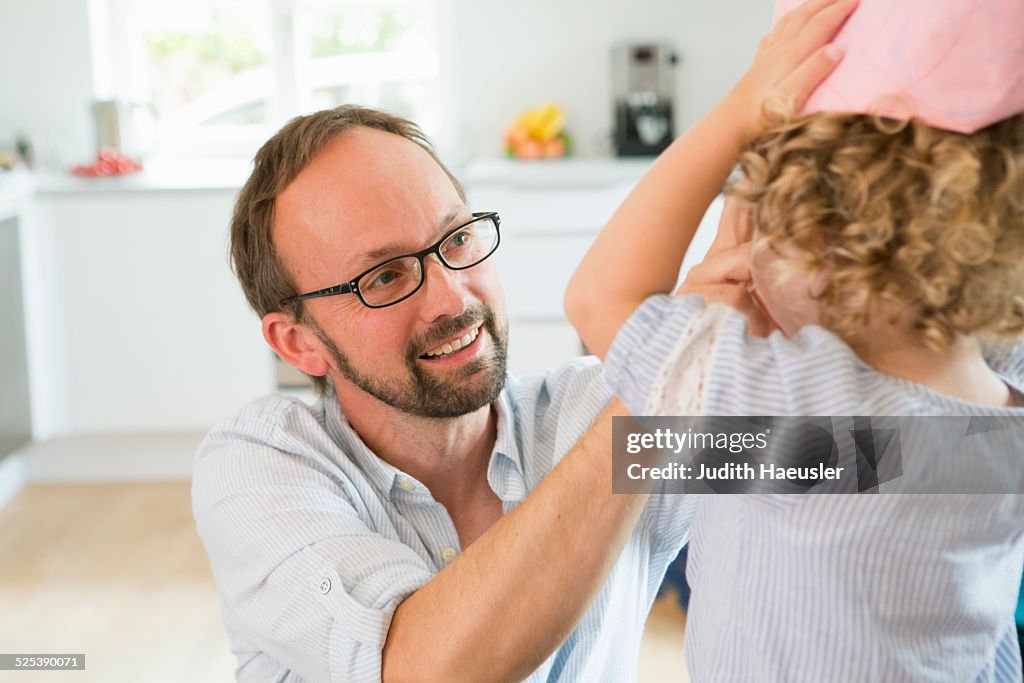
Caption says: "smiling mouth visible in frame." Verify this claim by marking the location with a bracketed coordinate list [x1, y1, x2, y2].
[420, 325, 481, 359]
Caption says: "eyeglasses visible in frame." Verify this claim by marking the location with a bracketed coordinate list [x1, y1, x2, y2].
[281, 212, 501, 309]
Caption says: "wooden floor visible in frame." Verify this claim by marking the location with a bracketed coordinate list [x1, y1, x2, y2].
[0, 483, 687, 682]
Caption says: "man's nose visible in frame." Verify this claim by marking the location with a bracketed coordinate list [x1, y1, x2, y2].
[418, 254, 468, 321]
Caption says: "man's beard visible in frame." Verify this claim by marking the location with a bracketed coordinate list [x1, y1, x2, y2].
[307, 303, 508, 419]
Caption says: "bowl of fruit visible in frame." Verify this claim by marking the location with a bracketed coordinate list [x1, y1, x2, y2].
[504, 103, 571, 160]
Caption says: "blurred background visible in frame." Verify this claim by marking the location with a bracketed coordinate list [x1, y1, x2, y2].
[0, 0, 770, 680]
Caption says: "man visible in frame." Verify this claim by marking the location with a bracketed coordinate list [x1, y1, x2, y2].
[192, 106, 696, 682]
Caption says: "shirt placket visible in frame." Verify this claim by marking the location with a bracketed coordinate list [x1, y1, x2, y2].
[392, 476, 463, 571]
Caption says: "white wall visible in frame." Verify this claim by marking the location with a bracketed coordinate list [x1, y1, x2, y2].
[0, 0, 95, 168]
[449, 0, 772, 159]
[0, 0, 772, 166]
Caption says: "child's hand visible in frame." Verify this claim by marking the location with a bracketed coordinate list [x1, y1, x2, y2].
[709, 189, 755, 256]
[676, 196, 776, 337]
[566, 1, 849, 357]
[726, 0, 856, 144]
[675, 242, 776, 338]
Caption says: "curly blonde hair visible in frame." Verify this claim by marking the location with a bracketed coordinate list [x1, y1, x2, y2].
[737, 112, 1024, 352]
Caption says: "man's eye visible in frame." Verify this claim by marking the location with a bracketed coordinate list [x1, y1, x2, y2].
[367, 269, 403, 289]
[447, 230, 473, 249]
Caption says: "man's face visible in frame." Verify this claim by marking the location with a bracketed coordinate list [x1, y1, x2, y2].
[273, 128, 508, 418]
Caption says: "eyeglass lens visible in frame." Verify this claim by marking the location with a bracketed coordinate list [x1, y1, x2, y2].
[357, 216, 499, 307]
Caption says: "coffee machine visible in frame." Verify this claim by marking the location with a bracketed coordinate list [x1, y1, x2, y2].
[613, 43, 678, 156]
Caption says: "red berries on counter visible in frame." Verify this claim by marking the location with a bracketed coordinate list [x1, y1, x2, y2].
[72, 149, 143, 177]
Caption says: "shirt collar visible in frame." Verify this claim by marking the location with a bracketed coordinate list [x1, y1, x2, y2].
[321, 393, 410, 497]
[320, 383, 527, 503]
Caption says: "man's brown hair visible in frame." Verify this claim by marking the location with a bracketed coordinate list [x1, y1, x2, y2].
[230, 105, 466, 394]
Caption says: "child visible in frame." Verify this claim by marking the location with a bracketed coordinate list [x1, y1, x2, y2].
[566, 0, 1024, 680]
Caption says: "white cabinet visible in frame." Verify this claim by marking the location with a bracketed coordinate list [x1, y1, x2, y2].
[24, 186, 273, 436]
[465, 161, 643, 376]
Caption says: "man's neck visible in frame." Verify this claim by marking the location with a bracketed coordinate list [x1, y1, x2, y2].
[335, 388, 498, 506]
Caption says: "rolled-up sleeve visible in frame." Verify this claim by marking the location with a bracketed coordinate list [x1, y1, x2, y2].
[193, 411, 433, 682]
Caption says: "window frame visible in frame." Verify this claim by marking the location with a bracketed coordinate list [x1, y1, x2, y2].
[87, 0, 452, 161]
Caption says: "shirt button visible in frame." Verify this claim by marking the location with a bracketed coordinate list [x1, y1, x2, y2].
[398, 479, 416, 491]
[319, 578, 332, 595]
[441, 547, 457, 563]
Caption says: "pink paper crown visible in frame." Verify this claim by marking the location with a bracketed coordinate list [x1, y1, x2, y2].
[773, 0, 1024, 133]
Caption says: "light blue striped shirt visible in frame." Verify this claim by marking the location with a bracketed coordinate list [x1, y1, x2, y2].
[192, 357, 697, 682]
[605, 293, 1024, 682]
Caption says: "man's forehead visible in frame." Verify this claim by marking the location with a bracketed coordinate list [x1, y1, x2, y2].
[359, 207, 465, 260]
[271, 127, 465, 278]
[280, 128, 451, 217]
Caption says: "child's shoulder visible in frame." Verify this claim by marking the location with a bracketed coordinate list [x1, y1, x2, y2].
[984, 339, 1024, 387]
[702, 309, 891, 415]
[633, 294, 877, 415]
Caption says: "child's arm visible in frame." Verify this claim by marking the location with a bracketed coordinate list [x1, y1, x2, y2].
[565, 0, 855, 359]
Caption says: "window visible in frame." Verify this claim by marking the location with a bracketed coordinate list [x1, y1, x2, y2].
[88, 0, 445, 160]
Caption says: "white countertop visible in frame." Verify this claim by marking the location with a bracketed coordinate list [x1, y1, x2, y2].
[31, 159, 252, 195]
[461, 156, 654, 188]
[25, 156, 657, 195]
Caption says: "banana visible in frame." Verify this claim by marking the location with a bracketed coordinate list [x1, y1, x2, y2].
[535, 105, 565, 142]
[518, 104, 565, 141]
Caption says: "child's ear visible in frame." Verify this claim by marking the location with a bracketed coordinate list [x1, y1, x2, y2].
[808, 266, 830, 299]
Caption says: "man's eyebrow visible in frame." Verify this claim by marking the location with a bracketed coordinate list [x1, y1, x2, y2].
[356, 208, 466, 267]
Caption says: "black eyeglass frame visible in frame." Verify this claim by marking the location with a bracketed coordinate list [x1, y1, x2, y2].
[280, 211, 501, 309]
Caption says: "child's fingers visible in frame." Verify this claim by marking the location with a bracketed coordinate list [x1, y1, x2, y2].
[774, 0, 844, 41]
[778, 43, 845, 112]
[734, 0, 856, 142]
[708, 194, 754, 256]
[673, 283, 775, 337]
[683, 242, 754, 288]
[791, 0, 858, 55]
[778, 0, 856, 107]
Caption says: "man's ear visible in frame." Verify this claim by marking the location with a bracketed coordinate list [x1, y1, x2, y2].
[262, 311, 331, 378]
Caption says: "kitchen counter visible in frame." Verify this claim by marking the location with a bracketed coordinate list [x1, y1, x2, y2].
[30, 160, 252, 194]
[462, 157, 654, 188]
[28, 156, 657, 194]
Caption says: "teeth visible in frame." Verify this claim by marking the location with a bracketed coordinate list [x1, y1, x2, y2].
[425, 326, 480, 358]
